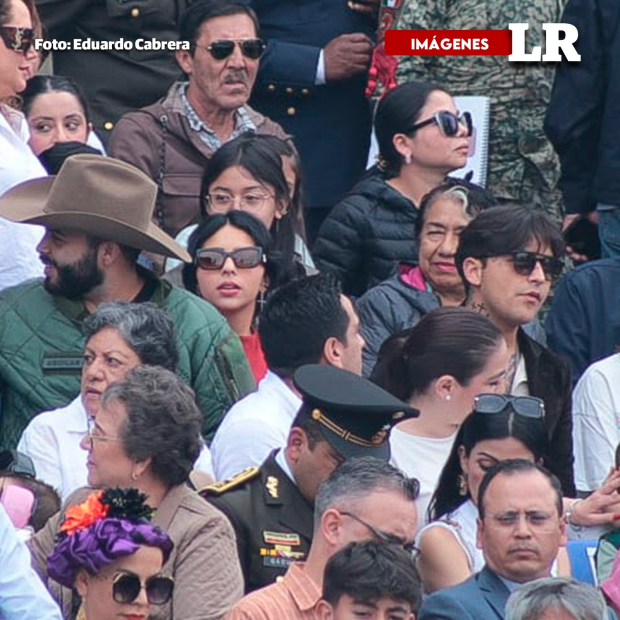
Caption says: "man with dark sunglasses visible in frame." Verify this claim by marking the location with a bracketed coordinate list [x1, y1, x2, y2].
[225, 457, 419, 620]
[108, 0, 287, 243]
[455, 204, 576, 497]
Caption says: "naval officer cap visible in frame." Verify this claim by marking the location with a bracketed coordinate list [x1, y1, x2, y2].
[293, 364, 419, 461]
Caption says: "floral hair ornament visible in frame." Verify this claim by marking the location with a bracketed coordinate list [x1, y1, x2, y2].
[48, 488, 173, 589]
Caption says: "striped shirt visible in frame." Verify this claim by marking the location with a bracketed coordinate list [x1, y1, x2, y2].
[225, 562, 321, 620]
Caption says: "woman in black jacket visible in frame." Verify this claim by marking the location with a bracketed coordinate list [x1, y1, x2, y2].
[314, 82, 472, 297]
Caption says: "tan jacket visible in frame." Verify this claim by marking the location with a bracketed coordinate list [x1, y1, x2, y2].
[29, 484, 244, 620]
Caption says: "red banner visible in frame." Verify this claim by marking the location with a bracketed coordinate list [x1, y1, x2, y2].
[385, 29, 512, 56]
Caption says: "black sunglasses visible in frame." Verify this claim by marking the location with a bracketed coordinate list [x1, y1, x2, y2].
[509, 251, 563, 281]
[195, 246, 266, 270]
[0, 26, 34, 53]
[340, 511, 419, 557]
[112, 572, 174, 606]
[201, 38, 265, 61]
[0, 450, 36, 477]
[474, 394, 545, 419]
[407, 110, 473, 137]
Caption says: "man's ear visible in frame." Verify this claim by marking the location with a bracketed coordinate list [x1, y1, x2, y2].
[462, 256, 484, 288]
[286, 427, 308, 463]
[320, 508, 345, 547]
[97, 240, 122, 268]
[315, 600, 334, 620]
[175, 48, 194, 75]
[322, 336, 344, 369]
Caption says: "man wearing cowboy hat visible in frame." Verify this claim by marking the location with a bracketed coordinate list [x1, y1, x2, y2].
[0, 154, 255, 450]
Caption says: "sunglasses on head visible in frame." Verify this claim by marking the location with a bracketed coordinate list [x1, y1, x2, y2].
[0, 26, 34, 54]
[112, 572, 174, 606]
[474, 394, 545, 419]
[195, 246, 265, 270]
[407, 110, 473, 137]
[508, 251, 563, 281]
[202, 38, 265, 61]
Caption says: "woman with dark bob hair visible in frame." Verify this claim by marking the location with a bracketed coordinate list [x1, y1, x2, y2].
[183, 211, 286, 381]
[370, 307, 509, 528]
[169, 133, 313, 275]
[314, 82, 471, 297]
[29, 365, 244, 620]
[418, 398, 620, 593]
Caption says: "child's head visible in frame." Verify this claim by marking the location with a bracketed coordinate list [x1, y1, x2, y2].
[317, 540, 422, 620]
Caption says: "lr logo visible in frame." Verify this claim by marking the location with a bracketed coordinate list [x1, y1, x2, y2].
[509, 23, 580, 61]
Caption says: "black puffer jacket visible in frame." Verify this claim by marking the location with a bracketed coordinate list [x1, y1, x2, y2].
[313, 170, 419, 297]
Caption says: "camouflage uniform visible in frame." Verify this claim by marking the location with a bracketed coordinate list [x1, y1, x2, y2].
[397, 0, 566, 223]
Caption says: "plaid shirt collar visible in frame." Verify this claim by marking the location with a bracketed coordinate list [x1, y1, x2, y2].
[178, 82, 256, 150]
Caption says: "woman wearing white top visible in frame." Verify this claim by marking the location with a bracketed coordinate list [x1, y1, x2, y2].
[419, 395, 620, 594]
[18, 302, 213, 500]
[0, 0, 45, 289]
[370, 307, 510, 529]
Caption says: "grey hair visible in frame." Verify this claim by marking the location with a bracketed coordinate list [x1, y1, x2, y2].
[505, 578, 608, 620]
[101, 365, 202, 487]
[313, 457, 418, 529]
[83, 302, 179, 372]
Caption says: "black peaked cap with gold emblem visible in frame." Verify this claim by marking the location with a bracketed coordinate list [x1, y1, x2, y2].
[293, 365, 419, 461]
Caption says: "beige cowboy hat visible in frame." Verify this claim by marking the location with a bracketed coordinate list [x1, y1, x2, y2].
[0, 154, 191, 262]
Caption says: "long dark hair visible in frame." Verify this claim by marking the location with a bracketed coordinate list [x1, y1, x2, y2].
[182, 210, 282, 296]
[370, 308, 504, 401]
[428, 409, 548, 520]
[200, 132, 302, 267]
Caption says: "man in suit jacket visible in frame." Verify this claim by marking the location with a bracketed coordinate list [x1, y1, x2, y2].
[420, 459, 567, 620]
[455, 204, 576, 496]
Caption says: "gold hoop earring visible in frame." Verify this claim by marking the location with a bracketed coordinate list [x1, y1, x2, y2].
[458, 473, 468, 496]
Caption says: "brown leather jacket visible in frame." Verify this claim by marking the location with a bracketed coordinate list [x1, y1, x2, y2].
[108, 82, 288, 238]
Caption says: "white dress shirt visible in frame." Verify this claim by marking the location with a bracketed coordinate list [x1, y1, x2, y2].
[0, 504, 63, 620]
[0, 106, 45, 291]
[211, 371, 302, 481]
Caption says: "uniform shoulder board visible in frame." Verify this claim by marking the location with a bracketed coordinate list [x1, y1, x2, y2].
[201, 466, 260, 496]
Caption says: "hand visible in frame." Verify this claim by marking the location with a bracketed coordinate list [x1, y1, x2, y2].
[570, 470, 620, 527]
[324, 33, 374, 82]
[347, 0, 380, 16]
[562, 212, 599, 264]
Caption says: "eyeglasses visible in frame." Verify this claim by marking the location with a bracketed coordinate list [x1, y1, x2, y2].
[112, 572, 174, 605]
[340, 511, 419, 557]
[206, 191, 274, 214]
[198, 38, 265, 61]
[508, 251, 563, 281]
[195, 246, 266, 270]
[86, 421, 121, 448]
[407, 110, 473, 137]
[484, 510, 558, 532]
[474, 394, 545, 419]
[0, 450, 36, 478]
[0, 26, 34, 53]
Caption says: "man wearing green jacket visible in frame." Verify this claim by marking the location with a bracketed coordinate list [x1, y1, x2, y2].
[0, 154, 254, 449]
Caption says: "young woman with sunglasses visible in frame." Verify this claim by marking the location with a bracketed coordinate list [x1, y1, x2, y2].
[47, 488, 174, 620]
[418, 398, 620, 594]
[0, 0, 47, 290]
[314, 81, 471, 297]
[183, 211, 285, 381]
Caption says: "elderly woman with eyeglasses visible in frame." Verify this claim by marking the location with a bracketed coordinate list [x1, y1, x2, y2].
[0, 0, 47, 290]
[18, 301, 213, 501]
[314, 81, 472, 298]
[183, 211, 288, 382]
[47, 487, 174, 620]
[418, 396, 620, 594]
[30, 365, 244, 620]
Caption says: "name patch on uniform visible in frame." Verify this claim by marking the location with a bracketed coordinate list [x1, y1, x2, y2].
[262, 556, 294, 569]
[263, 531, 301, 546]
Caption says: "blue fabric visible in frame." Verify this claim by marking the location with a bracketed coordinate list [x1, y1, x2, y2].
[598, 208, 620, 258]
[0, 505, 63, 620]
[566, 539, 599, 585]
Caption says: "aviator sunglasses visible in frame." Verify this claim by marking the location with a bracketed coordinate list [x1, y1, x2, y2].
[474, 394, 545, 419]
[408, 110, 473, 137]
[200, 38, 265, 61]
[195, 246, 266, 270]
[0, 26, 34, 53]
[112, 572, 174, 606]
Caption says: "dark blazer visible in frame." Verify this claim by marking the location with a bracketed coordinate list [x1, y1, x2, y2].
[202, 451, 313, 593]
[240, 0, 375, 208]
[419, 566, 510, 620]
[518, 328, 576, 497]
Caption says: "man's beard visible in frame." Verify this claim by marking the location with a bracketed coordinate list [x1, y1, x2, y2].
[43, 247, 104, 298]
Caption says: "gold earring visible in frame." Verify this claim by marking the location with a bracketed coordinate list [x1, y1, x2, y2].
[458, 474, 468, 496]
